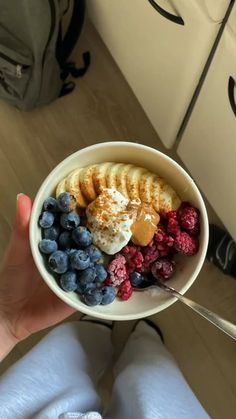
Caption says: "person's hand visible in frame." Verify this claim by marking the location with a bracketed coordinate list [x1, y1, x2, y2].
[0, 194, 75, 359]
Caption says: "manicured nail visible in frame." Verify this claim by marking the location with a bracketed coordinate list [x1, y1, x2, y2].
[17, 193, 25, 200]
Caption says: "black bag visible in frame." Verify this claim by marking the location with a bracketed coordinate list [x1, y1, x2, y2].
[0, 0, 90, 110]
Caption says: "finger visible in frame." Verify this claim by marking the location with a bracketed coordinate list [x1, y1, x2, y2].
[15, 194, 32, 238]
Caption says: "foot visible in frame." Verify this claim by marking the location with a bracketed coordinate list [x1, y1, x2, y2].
[133, 318, 164, 343]
[207, 224, 236, 278]
[80, 314, 114, 330]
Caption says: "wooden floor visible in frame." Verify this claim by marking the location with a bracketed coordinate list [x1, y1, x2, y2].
[0, 21, 236, 419]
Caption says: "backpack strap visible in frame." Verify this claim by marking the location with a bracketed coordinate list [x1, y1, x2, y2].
[59, 80, 75, 97]
[60, 51, 90, 81]
[59, 51, 90, 97]
[57, 0, 90, 97]
[57, 0, 86, 66]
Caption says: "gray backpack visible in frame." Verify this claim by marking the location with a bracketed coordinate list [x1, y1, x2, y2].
[0, 0, 90, 110]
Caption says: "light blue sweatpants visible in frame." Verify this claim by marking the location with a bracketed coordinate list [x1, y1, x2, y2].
[0, 321, 209, 419]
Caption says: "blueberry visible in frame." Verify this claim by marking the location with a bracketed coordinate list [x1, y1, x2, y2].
[60, 271, 77, 292]
[65, 248, 77, 256]
[39, 211, 54, 228]
[57, 192, 76, 213]
[133, 273, 154, 289]
[72, 227, 92, 248]
[77, 281, 97, 294]
[101, 286, 116, 305]
[43, 225, 60, 241]
[43, 197, 58, 212]
[78, 267, 96, 284]
[130, 272, 146, 288]
[48, 251, 69, 274]
[95, 264, 108, 283]
[86, 245, 102, 263]
[70, 250, 90, 270]
[60, 212, 80, 230]
[82, 289, 103, 306]
[89, 261, 96, 268]
[39, 239, 58, 254]
[58, 231, 73, 249]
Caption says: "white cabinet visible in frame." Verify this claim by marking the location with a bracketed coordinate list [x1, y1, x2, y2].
[178, 4, 236, 240]
[87, 0, 230, 147]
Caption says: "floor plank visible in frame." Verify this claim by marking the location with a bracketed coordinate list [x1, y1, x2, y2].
[0, 20, 235, 419]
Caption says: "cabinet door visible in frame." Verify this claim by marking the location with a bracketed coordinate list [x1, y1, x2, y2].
[87, 0, 230, 148]
[178, 4, 236, 239]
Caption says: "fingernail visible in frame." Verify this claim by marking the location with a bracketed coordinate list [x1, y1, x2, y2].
[17, 193, 25, 200]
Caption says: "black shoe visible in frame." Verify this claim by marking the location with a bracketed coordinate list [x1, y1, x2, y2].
[207, 224, 236, 278]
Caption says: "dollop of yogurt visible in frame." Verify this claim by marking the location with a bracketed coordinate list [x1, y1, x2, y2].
[86, 189, 139, 255]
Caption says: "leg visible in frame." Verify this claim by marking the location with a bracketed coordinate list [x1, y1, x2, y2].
[106, 321, 209, 419]
[0, 320, 113, 419]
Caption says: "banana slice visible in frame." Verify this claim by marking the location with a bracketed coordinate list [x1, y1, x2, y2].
[172, 191, 181, 210]
[159, 183, 181, 213]
[151, 176, 165, 212]
[93, 162, 113, 194]
[56, 177, 67, 198]
[115, 163, 133, 198]
[56, 162, 181, 212]
[126, 165, 148, 200]
[106, 163, 124, 190]
[66, 168, 87, 208]
[79, 165, 97, 202]
[139, 172, 156, 204]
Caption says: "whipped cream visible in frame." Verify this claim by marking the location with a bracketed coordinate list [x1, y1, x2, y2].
[86, 188, 140, 255]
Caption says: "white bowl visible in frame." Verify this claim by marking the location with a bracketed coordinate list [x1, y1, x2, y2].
[30, 141, 209, 320]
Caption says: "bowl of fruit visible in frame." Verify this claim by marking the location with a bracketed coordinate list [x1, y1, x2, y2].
[30, 141, 209, 320]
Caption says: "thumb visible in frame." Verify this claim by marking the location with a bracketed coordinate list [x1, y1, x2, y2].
[4, 194, 32, 266]
[14, 193, 32, 238]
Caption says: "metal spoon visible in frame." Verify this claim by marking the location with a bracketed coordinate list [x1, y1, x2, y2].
[135, 280, 236, 340]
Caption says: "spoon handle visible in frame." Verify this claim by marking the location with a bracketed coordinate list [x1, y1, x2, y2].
[162, 286, 236, 340]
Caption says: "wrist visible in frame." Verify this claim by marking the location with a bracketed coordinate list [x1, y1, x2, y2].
[0, 316, 19, 361]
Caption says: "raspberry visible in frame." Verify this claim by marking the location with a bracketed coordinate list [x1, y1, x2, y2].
[107, 254, 128, 286]
[155, 232, 164, 243]
[155, 224, 175, 245]
[188, 223, 200, 237]
[156, 244, 171, 257]
[141, 241, 159, 273]
[166, 210, 177, 220]
[178, 205, 199, 232]
[155, 225, 166, 243]
[142, 240, 159, 260]
[121, 244, 144, 273]
[174, 232, 199, 256]
[177, 201, 191, 218]
[122, 245, 138, 256]
[154, 229, 174, 257]
[165, 236, 175, 247]
[117, 279, 133, 301]
[167, 217, 180, 236]
[151, 258, 176, 281]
